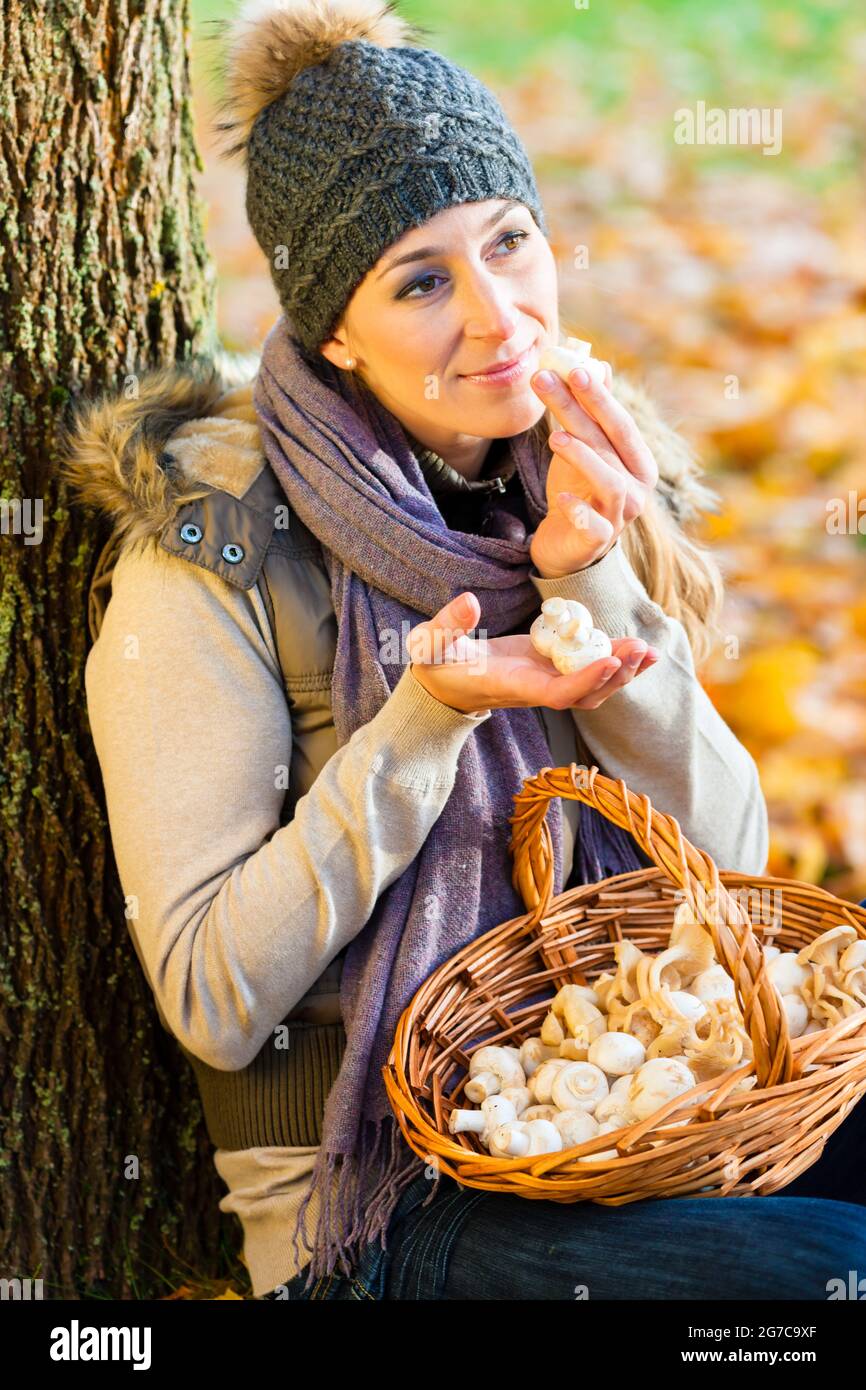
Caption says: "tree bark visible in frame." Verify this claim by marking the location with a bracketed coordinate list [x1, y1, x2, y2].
[0, 0, 236, 1298]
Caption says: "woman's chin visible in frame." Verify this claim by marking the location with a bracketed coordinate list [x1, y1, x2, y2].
[464, 391, 546, 438]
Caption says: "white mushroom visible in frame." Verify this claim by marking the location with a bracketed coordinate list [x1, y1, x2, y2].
[465, 1045, 526, 1103]
[529, 599, 614, 678]
[540, 1009, 565, 1048]
[782, 993, 810, 1038]
[549, 988, 607, 1048]
[840, 940, 866, 973]
[518, 1037, 558, 1077]
[524, 1120, 564, 1155]
[645, 1017, 694, 1059]
[536, 336, 594, 384]
[842, 963, 866, 1007]
[572, 985, 602, 1008]
[463, 1071, 502, 1103]
[608, 1003, 660, 1049]
[767, 952, 810, 996]
[594, 1074, 639, 1127]
[500, 1085, 532, 1116]
[488, 1119, 563, 1157]
[627, 1057, 696, 1121]
[448, 1108, 486, 1137]
[588, 1031, 646, 1076]
[550, 626, 613, 677]
[448, 1093, 516, 1141]
[591, 971, 618, 1012]
[554, 1109, 600, 1147]
[551, 1061, 610, 1113]
[807, 983, 862, 1025]
[481, 1094, 518, 1131]
[594, 1100, 637, 1129]
[488, 1121, 530, 1157]
[640, 920, 716, 996]
[529, 1057, 571, 1104]
[522, 1104, 559, 1124]
[530, 598, 592, 660]
[666, 990, 708, 1025]
[683, 999, 752, 1078]
[598, 1116, 632, 1135]
[797, 926, 857, 974]
[605, 940, 650, 1009]
[609, 1073, 635, 1101]
[690, 965, 736, 1004]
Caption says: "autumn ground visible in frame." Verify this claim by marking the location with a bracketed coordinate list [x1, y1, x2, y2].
[159, 0, 864, 1297]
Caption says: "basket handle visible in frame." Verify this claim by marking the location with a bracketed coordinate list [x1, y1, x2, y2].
[507, 761, 793, 1088]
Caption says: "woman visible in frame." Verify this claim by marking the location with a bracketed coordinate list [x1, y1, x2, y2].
[64, 0, 866, 1300]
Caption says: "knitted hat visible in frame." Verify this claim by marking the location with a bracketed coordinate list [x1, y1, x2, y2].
[214, 0, 548, 355]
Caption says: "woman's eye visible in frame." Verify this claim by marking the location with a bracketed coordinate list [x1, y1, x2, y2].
[396, 229, 530, 300]
[397, 272, 444, 301]
[495, 229, 530, 254]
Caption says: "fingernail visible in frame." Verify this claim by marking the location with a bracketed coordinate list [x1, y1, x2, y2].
[533, 371, 557, 390]
[569, 367, 590, 389]
[626, 646, 647, 667]
[591, 665, 617, 689]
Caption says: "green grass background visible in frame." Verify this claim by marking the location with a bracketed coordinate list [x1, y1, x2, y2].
[190, 0, 857, 100]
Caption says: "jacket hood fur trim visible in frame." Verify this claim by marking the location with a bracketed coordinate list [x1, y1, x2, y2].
[58, 361, 266, 551]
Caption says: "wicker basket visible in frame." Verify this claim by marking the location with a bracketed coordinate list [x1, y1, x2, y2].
[383, 762, 866, 1200]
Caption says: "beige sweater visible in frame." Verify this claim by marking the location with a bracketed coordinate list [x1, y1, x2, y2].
[84, 534, 768, 1296]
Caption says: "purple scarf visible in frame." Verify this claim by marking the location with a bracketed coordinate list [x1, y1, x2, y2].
[252, 315, 645, 1287]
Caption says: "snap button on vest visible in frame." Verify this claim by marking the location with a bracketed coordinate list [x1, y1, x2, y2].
[160, 489, 272, 590]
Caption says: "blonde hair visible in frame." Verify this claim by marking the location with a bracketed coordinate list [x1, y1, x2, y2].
[531, 370, 727, 671]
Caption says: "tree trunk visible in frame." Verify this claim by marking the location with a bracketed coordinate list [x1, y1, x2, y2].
[0, 0, 236, 1298]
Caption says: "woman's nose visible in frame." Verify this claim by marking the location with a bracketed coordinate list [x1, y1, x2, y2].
[461, 280, 519, 341]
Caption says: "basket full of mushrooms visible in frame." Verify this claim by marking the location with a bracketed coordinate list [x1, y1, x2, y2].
[382, 764, 866, 1201]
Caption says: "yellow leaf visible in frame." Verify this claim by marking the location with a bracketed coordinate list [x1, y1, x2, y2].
[707, 644, 821, 743]
[767, 825, 828, 885]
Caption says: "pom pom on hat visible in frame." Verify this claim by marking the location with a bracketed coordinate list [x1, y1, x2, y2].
[213, 0, 423, 158]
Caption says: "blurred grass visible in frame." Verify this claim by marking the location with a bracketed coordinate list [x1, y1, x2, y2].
[190, 0, 860, 101]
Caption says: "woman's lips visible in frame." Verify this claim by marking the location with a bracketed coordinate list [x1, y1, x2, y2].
[460, 343, 536, 387]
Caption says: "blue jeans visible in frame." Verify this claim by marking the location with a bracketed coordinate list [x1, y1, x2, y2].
[261, 1093, 866, 1301]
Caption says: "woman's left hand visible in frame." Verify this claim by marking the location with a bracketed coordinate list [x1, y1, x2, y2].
[528, 359, 660, 579]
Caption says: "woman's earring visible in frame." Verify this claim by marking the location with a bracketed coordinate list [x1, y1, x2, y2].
[345, 356, 355, 370]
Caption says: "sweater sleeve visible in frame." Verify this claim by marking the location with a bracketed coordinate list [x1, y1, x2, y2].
[85, 540, 490, 1072]
[529, 540, 769, 876]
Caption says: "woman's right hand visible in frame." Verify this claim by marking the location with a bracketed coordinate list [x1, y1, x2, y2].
[408, 592, 658, 715]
